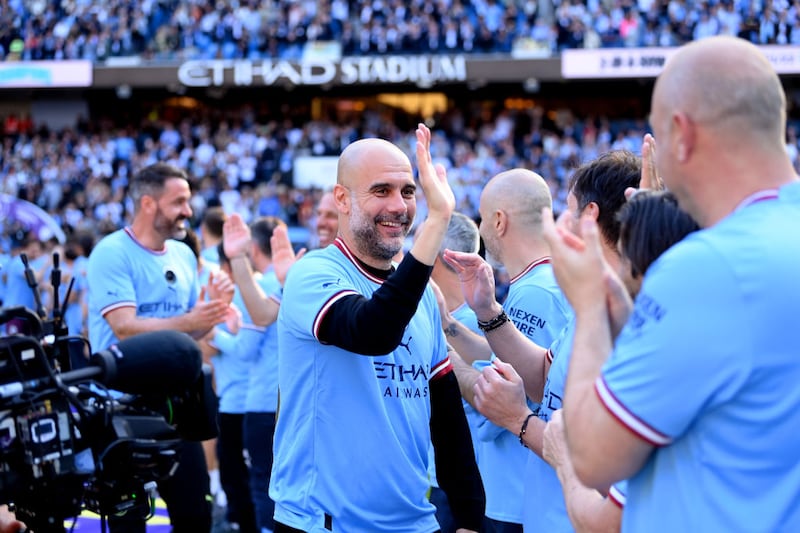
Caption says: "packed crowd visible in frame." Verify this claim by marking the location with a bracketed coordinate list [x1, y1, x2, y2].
[1, 35, 800, 533]
[0, 107, 622, 250]
[0, 0, 798, 62]
[2, 107, 800, 257]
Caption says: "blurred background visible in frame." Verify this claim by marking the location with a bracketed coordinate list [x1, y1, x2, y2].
[0, 0, 798, 255]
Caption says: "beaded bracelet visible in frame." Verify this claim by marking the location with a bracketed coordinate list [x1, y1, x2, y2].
[477, 309, 510, 332]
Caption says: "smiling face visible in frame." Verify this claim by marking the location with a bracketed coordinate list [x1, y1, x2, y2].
[347, 176, 416, 263]
[152, 177, 193, 240]
[335, 139, 416, 268]
[315, 191, 339, 248]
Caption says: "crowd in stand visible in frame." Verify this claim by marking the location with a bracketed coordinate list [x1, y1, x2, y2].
[0, 107, 577, 249]
[1, 0, 799, 61]
[1, 107, 800, 258]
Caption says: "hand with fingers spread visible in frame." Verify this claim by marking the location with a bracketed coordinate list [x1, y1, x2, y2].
[441, 250, 501, 320]
[626, 133, 664, 200]
[541, 207, 607, 314]
[415, 124, 455, 223]
[473, 358, 531, 433]
[222, 212, 252, 259]
[270, 224, 305, 285]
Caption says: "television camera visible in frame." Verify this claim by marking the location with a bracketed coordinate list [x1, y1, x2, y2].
[0, 252, 217, 532]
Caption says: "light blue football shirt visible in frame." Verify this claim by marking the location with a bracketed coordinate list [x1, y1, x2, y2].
[87, 227, 199, 352]
[245, 267, 282, 413]
[503, 258, 571, 345]
[211, 285, 260, 414]
[600, 185, 800, 532]
[428, 302, 483, 490]
[271, 239, 450, 533]
[527, 318, 577, 531]
[501, 259, 571, 530]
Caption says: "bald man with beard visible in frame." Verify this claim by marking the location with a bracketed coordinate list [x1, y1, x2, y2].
[440, 169, 571, 531]
[544, 36, 800, 532]
[270, 125, 484, 533]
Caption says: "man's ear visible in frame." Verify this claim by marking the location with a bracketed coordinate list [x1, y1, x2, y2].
[583, 201, 600, 221]
[494, 209, 508, 237]
[333, 184, 350, 215]
[673, 111, 696, 164]
[140, 194, 157, 214]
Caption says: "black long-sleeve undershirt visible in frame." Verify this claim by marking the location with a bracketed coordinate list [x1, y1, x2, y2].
[317, 251, 432, 354]
[431, 369, 486, 530]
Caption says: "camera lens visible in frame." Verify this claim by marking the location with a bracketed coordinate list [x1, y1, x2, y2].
[165, 270, 176, 283]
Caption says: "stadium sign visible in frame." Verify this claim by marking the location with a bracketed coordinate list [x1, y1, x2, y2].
[561, 49, 676, 79]
[562, 45, 800, 79]
[0, 60, 92, 88]
[177, 56, 467, 87]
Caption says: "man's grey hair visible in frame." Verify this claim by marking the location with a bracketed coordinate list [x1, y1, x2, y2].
[440, 212, 480, 272]
[129, 162, 189, 209]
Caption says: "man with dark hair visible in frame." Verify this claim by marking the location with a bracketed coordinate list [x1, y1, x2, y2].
[540, 188, 699, 532]
[88, 162, 234, 533]
[615, 190, 699, 297]
[442, 150, 642, 533]
[546, 36, 800, 531]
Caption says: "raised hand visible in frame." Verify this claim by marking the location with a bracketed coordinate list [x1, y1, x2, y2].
[640, 133, 663, 191]
[626, 133, 664, 200]
[441, 250, 499, 319]
[223, 213, 252, 259]
[415, 124, 454, 222]
[541, 207, 607, 314]
[270, 224, 305, 285]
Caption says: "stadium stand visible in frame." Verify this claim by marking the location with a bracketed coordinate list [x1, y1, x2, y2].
[1, 0, 799, 61]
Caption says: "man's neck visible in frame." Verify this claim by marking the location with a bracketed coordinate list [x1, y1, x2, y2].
[129, 220, 166, 251]
[503, 240, 551, 279]
[600, 240, 621, 273]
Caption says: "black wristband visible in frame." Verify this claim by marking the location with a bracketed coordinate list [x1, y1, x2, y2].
[477, 310, 510, 332]
[519, 413, 537, 447]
